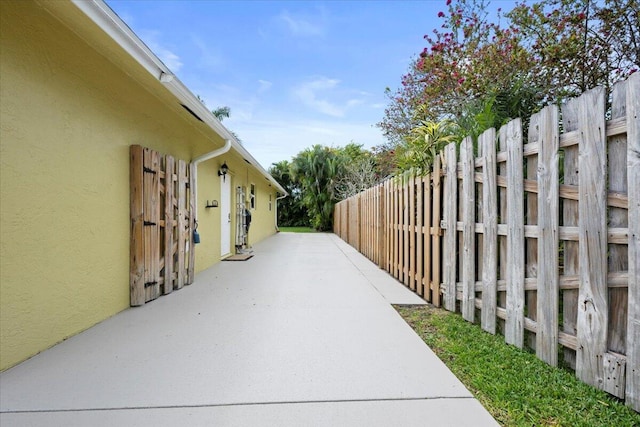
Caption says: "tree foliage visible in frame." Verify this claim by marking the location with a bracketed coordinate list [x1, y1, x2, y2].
[332, 143, 379, 200]
[395, 119, 459, 174]
[211, 106, 231, 121]
[290, 145, 344, 231]
[269, 160, 308, 227]
[271, 143, 394, 229]
[379, 0, 639, 146]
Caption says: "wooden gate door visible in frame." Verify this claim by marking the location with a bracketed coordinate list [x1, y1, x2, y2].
[130, 145, 195, 306]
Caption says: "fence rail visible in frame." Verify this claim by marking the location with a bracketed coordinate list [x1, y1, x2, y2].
[333, 73, 639, 411]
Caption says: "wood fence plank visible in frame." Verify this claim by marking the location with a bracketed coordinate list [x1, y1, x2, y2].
[394, 179, 399, 279]
[187, 161, 196, 285]
[144, 148, 161, 302]
[409, 174, 416, 291]
[526, 112, 540, 351]
[625, 72, 640, 412]
[461, 137, 476, 322]
[143, 148, 154, 303]
[536, 105, 560, 366]
[391, 180, 396, 277]
[560, 96, 580, 369]
[497, 127, 508, 333]
[432, 156, 442, 307]
[416, 175, 424, 297]
[385, 181, 390, 272]
[130, 145, 145, 306]
[176, 160, 187, 289]
[163, 155, 175, 294]
[443, 143, 458, 311]
[608, 80, 629, 360]
[576, 87, 608, 384]
[378, 184, 385, 268]
[481, 128, 498, 334]
[363, 191, 368, 257]
[601, 80, 629, 398]
[403, 177, 410, 287]
[505, 119, 525, 347]
[423, 175, 431, 301]
[476, 140, 484, 321]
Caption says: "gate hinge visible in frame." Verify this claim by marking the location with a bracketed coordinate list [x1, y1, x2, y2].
[143, 166, 157, 174]
[144, 281, 158, 288]
[144, 221, 157, 226]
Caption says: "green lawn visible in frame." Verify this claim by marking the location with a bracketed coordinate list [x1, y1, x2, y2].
[396, 305, 640, 427]
[278, 226, 318, 233]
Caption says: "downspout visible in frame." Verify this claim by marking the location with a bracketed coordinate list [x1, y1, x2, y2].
[275, 193, 287, 232]
[192, 139, 232, 221]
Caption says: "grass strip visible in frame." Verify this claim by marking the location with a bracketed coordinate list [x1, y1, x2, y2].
[278, 227, 318, 233]
[396, 305, 640, 427]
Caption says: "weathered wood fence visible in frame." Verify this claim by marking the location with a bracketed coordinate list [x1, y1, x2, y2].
[130, 145, 195, 306]
[334, 74, 639, 410]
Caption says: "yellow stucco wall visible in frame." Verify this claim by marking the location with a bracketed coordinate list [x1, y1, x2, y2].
[0, 1, 277, 371]
[193, 155, 278, 265]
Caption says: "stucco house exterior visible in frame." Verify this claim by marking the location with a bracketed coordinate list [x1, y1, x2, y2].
[0, 0, 286, 371]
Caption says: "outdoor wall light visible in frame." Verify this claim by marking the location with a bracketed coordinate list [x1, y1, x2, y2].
[218, 162, 229, 181]
[159, 72, 174, 83]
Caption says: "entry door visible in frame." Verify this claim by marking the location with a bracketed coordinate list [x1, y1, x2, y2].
[220, 175, 231, 257]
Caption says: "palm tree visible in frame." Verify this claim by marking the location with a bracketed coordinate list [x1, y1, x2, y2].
[211, 106, 230, 122]
[396, 119, 458, 174]
[290, 145, 343, 231]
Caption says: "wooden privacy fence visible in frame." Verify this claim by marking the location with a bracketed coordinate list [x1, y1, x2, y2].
[130, 145, 195, 306]
[333, 74, 639, 410]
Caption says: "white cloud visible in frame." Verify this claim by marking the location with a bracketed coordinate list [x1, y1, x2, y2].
[139, 30, 183, 72]
[292, 77, 345, 117]
[233, 117, 385, 169]
[278, 10, 325, 37]
[258, 80, 273, 93]
[292, 77, 375, 118]
[158, 49, 183, 72]
[191, 35, 225, 72]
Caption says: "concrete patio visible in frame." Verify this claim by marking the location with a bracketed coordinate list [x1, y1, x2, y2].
[0, 232, 498, 426]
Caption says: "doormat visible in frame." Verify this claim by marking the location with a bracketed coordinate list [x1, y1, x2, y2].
[224, 253, 254, 261]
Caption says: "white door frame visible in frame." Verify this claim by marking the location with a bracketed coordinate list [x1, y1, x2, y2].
[220, 175, 231, 257]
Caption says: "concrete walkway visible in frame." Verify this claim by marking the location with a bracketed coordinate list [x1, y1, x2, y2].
[0, 233, 498, 426]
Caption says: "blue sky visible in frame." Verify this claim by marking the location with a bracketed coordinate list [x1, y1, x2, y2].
[106, 1, 507, 169]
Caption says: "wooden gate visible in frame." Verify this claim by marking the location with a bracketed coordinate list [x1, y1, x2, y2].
[130, 145, 195, 306]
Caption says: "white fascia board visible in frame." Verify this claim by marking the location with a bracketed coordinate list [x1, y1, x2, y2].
[70, 0, 287, 195]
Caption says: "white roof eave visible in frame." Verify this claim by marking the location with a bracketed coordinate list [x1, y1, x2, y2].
[70, 0, 287, 196]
